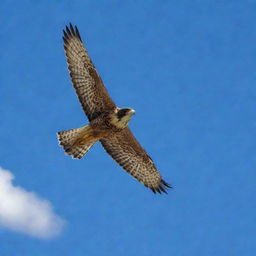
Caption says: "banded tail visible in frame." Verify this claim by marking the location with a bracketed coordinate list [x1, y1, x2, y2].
[57, 125, 98, 159]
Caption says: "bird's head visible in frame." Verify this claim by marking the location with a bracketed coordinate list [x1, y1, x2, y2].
[110, 108, 136, 129]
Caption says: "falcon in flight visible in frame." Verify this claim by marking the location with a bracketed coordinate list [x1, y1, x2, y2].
[57, 24, 171, 194]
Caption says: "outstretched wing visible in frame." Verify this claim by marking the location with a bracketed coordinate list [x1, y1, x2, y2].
[63, 24, 116, 121]
[100, 128, 171, 194]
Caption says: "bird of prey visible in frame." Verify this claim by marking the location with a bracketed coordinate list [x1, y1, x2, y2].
[57, 24, 171, 194]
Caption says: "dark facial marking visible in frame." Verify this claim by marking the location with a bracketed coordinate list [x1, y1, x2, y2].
[117, 108, 130, 120]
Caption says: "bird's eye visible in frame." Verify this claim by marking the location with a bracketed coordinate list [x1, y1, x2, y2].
[117, 109, 128, 119]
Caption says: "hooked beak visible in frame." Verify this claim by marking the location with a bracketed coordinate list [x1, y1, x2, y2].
[129, 109, 136, 115]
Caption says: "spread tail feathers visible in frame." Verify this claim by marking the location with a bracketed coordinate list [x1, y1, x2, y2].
[57, 125, 97, 159]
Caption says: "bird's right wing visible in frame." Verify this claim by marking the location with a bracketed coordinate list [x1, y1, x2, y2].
[100, 127, 171, 193]
[63, 24, 116, 121]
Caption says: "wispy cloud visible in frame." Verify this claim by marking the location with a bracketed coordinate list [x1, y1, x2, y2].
[0, 167, 65, 239]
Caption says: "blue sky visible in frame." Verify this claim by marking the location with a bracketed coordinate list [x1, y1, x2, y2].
[0, 0, 255, 255]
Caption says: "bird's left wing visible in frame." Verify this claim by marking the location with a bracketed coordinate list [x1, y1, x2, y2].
[100, 127, 171, 194]
[63, 24, 116, 121]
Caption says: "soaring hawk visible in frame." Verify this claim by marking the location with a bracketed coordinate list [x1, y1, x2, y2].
[57, 24, 171, 194]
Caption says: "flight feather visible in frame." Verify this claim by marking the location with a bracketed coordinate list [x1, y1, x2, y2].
[63, 23, 116, 121]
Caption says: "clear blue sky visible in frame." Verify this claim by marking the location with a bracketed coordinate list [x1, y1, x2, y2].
[1, 0, 255, 255]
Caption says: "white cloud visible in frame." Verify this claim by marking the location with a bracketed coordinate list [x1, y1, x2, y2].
[0, 167, 65, 239]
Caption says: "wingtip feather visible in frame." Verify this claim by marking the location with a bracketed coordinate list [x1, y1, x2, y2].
[150, 179, 172, 195]
[63, 23, 82, 43]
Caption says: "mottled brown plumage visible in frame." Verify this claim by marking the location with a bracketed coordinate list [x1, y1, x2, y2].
[57, 23, 171, 194]
[63, 24, 115, 121]
[101, 128, 171, 193]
